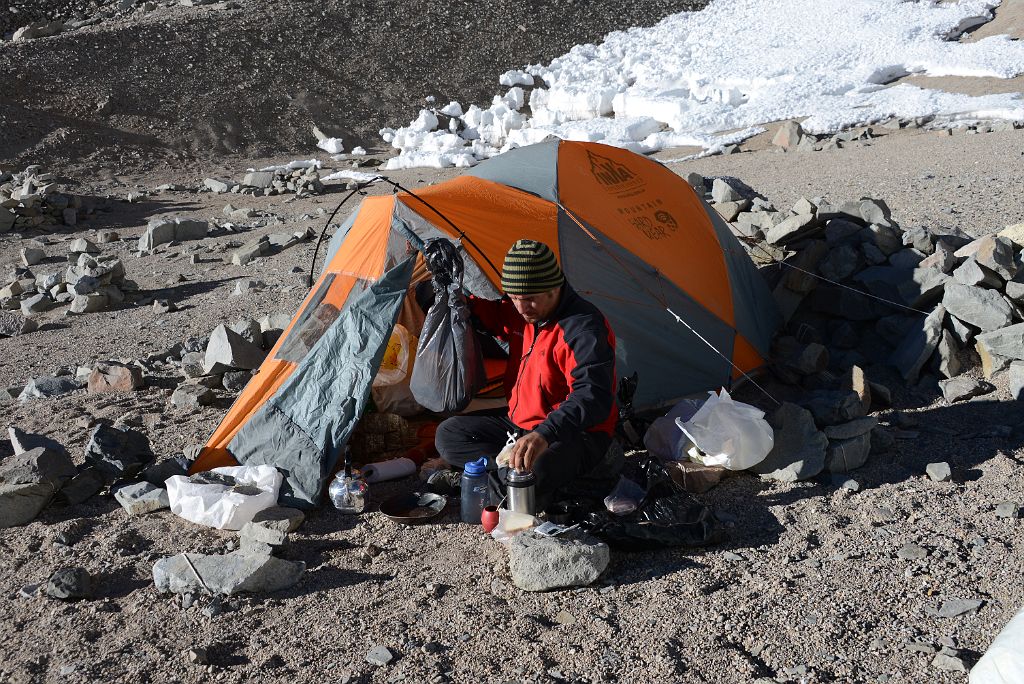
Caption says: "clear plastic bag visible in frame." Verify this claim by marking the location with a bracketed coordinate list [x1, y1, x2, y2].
[166, 465, 283, 530]
[643, 398, 703, 461]
[603, 475, 647, 515]
[409, 240, 486, 413]
[490, 508, 538, 544]
[676, 388, 773, 470]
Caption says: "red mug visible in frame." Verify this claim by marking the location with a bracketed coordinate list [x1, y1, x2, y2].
[481, 505, 500, 533]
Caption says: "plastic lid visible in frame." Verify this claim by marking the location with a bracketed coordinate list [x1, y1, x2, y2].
[464, 457, 488, 476]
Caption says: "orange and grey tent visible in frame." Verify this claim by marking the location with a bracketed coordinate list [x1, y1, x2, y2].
[191, 140, 780, 506]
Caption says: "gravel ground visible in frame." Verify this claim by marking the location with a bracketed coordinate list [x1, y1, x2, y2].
[2, 2, 1024, 683]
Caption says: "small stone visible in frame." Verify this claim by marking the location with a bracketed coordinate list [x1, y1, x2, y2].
[187, 648, 209, 665]
[772, 121, 803, 150]
[153, 299, 175, 314]
[45, 567, 92, 600]
[932, 653, 967, 672]
[925, 462, 951, 482]
[897, 543, 927, 560]
[366, 646, 395, 667]
[995, 502, 1021, 518]
[711, 178, 743, 204]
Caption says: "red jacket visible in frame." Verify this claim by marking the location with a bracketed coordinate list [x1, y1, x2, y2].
[470, 285, 618, 442]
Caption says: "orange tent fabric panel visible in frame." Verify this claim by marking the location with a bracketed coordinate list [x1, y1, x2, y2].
[730, 333, 766, 379]
[401, 176, 559, 287]
[556, 142, 734, 327]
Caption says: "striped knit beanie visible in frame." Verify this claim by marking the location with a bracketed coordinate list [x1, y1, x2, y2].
[500, 239, 565, 295]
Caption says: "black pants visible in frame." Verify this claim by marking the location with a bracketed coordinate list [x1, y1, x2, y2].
[434, 410, 611, 511]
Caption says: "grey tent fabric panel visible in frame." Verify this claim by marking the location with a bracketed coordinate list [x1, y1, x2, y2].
[393, 200, 501, 299]
[321, 210, 361, 275]
[229, 256, 415, 508]
[557, 213, 735, 409]
[702, 199, 781, 356]
[466, 139, 560, 202]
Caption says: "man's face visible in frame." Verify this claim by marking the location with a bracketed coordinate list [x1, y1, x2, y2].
[508, 288, 561, 324]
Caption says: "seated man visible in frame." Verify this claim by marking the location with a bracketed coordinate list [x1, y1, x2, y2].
[434, 239, 618, 511]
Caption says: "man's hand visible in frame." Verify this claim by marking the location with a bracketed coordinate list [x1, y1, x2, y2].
[510, 431, 549, 473]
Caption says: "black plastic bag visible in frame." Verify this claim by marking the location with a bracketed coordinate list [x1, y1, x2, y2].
[409, 239, 486, 413]
[583, 455, 718, 550]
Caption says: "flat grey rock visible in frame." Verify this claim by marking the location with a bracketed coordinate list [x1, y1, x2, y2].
[18, 376, 81, 401]
[897, 543, 927, 560]
[976, 323, 1024, 361]
[365, 645, 395, 667]
[84, 424, 153, 483]
[153, 551, 305, 595]
[507, 530, 609, 592]
[939, 377, 994, 403]
[204, 324, 266, 374]
[942, 282, 1013, 332]
[114, 481, 170, 515]
[823, 417, 878, 440]
[936, 598, 983, 618]
[0, 482, 58, 528]
[890, 305, 945, 382]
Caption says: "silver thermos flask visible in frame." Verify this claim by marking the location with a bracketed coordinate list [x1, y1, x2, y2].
[506, 470, 537, 515]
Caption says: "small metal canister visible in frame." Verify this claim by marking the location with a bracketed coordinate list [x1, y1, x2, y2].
[506, 470, 537, 515]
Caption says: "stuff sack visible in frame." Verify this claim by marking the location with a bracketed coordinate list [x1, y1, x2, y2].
[166, 465, 283, 530]
[409, 239, 486, 412]
[643, 397, 704, 461]
[584, 456, 718, 550]
[677, 388, 773, 470]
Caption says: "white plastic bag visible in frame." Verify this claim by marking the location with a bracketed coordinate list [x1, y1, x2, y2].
[166, 465, 283, 530]
[676, 388, 773, 470]
[971, 604, 1024, 684]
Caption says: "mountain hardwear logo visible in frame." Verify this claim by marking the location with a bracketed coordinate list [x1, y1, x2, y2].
[587, 150, 637, 187]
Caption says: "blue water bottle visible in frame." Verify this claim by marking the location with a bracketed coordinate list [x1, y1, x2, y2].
[460, 457, 489, 524]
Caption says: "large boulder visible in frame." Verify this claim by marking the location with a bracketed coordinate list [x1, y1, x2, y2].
[138, 217, 209, 251]
[0, 447, 76, 528]
[507, 529, 609, 592]
[890, 305, 945, 382]
[203, 324, 266, 374]
[87, 362, 144, 393]
[749, 403, 827, 482]
[84, 424, 154, 483]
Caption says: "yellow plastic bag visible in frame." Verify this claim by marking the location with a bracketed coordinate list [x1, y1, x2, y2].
[372, 324, 422, 416]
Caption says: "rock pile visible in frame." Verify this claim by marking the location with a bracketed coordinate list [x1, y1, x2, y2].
[1, 166, 87, 232]
[0, 243, 136, 321]
[771, 118, 1021, 154]
[691, 163, 1024, 478]
[771, 120, 878, 152]
[204, 166, 324, 198]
